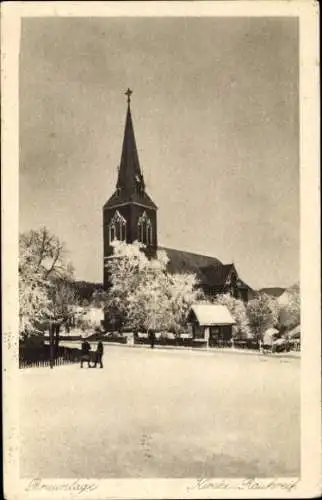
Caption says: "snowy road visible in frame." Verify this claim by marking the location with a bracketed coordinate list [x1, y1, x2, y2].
[20, 345, 300, 478]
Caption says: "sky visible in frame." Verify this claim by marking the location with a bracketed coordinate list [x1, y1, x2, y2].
[19, 17, 299, 290]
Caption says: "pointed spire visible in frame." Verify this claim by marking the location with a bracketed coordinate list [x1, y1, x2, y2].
[104, 89, 157, 210]
[125, 88, 133, 105]
[116, 89, 145, 193]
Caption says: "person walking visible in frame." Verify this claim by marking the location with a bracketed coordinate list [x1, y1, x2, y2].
[93, 341, 104, 368]
[149, 331, 156, 349]
[80, 337, 91, 368]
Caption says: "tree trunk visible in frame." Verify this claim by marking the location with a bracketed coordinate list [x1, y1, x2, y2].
[54, 323, 60, 357]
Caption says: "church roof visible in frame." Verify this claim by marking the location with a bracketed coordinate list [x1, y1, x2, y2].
[159, 247, 252, 291]
[159, 247, 223, 284]
[104, 92, 157, 210]
[104, 189, 157, 209]
[199, 263, 235, 287]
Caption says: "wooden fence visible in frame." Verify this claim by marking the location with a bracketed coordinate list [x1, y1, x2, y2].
[19, 344, 82, 369]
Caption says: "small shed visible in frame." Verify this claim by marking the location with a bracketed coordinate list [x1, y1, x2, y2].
[187, 304, 235, 346]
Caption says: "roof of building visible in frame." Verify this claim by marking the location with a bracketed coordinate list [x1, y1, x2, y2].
[199, 263, 235, 287]
[188, 304, 235, 326]
[104, 101, 157, 210]
[104, 189, 157, 209]
[159, 247, 222, 283]
[287, 324, 300, 338]
[159, 247, 251, 291]
[259, 287, 286, 298]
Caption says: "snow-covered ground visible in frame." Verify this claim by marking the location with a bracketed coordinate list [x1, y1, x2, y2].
[20, 345, 300, 478]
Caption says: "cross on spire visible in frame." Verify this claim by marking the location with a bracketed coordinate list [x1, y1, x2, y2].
[125, 88, 133, 105]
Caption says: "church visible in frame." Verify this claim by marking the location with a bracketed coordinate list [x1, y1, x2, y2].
[103, 89, 251, 302]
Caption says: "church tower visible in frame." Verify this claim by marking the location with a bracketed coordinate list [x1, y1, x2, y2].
[103, 89, 158, 288]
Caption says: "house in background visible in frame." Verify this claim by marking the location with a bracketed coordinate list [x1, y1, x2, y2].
[82, 307, 104, 327]
[287, 324, 301, 351]
[70, 305, 105, 331]
[187, 304, 235, 347]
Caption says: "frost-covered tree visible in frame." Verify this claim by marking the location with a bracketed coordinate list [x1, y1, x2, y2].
[214, 293, 250, 340]
[128, 275, 169, 334]
[19, 227, 73, 280]
[19, 271, 51, 338]
[246, 293, 279, 346]
[164, 273, 201, 335]
[278, 283, 300, 331]
[49, 279, 79, 330]
[103, 241, 149, 330]
[104, 241, 200, 334]
[19, 227, 74, 339]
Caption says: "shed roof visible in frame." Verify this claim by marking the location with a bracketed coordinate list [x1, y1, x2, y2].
[189, 304, 235, 326]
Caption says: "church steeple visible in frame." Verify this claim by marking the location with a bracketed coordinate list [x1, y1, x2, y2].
[103, 90, 158, 286]
[104, 89, 156, 209]
[116, 89, 145, 195]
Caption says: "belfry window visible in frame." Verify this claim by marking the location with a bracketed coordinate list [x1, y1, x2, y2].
[137, 211, 153, 245]
[108, 210, 127, 244]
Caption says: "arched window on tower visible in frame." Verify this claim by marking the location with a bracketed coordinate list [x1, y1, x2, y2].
[137, 211, 153, 245]
[108, 210, 127, 244]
